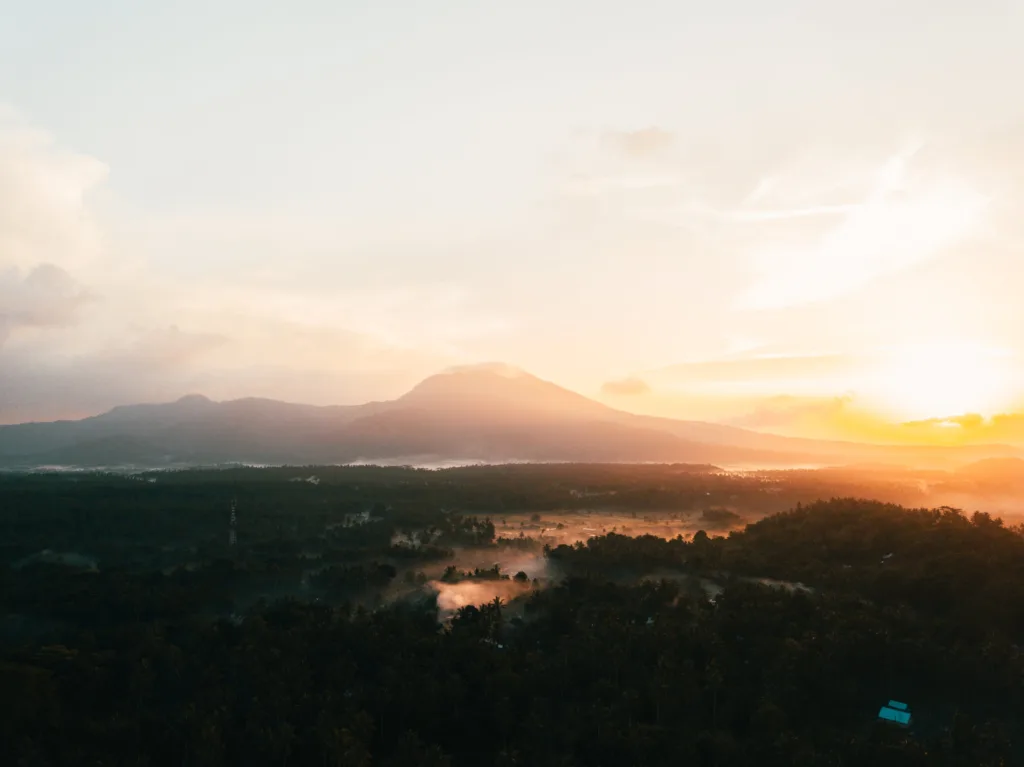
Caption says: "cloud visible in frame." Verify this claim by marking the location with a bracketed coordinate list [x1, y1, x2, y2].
[559, 173, 682, 197]
[555, 127, 684, 203]
[0, 325, 226, 422]
[902, 413, 987, 430]
[646, 353, 862, 395]
[0, 320, 447, 423]
[729, 395, 855, 432]
[92, 325, 227, 373]
[0, 107, 109, 274]
[726, 396, 1024, 447]
[603, 128, 675, 157]
[0, 109, 501, 422]
[988, 413, 1024, 444]
[735, 145, 991, 310]
[897, 412, 1024, 446]
[0, 107, 112, 352]
[0, 263, 90, 344]
[601, 377, 652, 396]
[725, 203, 858, 222]
[725, 393, 947, 444]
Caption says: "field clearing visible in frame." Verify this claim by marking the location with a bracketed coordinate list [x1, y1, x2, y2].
[495, 507, 751, 546]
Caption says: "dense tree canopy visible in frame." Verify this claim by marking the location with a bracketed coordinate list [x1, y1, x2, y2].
[1, 468, 1020, 765]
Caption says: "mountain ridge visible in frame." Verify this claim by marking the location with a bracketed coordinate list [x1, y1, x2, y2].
[0, 365, 1017, 469]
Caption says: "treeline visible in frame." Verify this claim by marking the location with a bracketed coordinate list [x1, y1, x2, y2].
[550, 499, 1024, 638]
[0, 463, 928, 563]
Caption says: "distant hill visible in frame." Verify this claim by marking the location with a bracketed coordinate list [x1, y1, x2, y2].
[20, 435, 178, 468]
[0, 364, 1018, 470]
[956, 457, 1024, 480]
[942, 457, 1024, 494]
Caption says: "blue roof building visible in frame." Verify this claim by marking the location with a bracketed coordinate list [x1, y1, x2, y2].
[878, 700, 912, 727]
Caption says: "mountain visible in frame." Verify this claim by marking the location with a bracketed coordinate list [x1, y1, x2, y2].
[396, 363, 608, 418]
[0, 364, 1018, 469]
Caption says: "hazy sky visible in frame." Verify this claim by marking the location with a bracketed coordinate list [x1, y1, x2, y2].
[3, 0, 1024, 436]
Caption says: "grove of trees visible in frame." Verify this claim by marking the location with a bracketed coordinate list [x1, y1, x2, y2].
[1, 468, 1020, 765]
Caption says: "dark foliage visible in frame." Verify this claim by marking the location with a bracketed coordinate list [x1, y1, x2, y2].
[0, 469, 1019, 765]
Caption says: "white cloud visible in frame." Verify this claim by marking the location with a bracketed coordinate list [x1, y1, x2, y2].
[735, 145, 990, 310]
[0, 108, 111, 353]
[601, 127, 675, 157]
[0, 109, 499, 419]
[0, 107, 109, 274]
[0, 263, 90, 344]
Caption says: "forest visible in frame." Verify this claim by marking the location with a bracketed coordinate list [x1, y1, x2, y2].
[1, 464, 1021, 765]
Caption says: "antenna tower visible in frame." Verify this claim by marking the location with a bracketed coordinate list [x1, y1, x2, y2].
[229, 497, 237, 547]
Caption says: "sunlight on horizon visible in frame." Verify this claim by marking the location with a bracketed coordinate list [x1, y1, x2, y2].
[848, 342, 1017, 422]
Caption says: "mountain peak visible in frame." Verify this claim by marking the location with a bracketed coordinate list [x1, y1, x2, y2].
[105, 393, 215, 418]
[398, 364, 608, 418]
[440, 362, 529, 379]
[176, 394, 213, 406]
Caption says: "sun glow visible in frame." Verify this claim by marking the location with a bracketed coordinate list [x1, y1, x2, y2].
[865, 342, 1016, 421]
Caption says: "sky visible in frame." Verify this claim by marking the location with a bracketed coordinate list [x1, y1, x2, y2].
[2, 0, 1024, 443]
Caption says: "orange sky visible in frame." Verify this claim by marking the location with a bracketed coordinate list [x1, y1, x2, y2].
[2, 2, 1024, 443]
